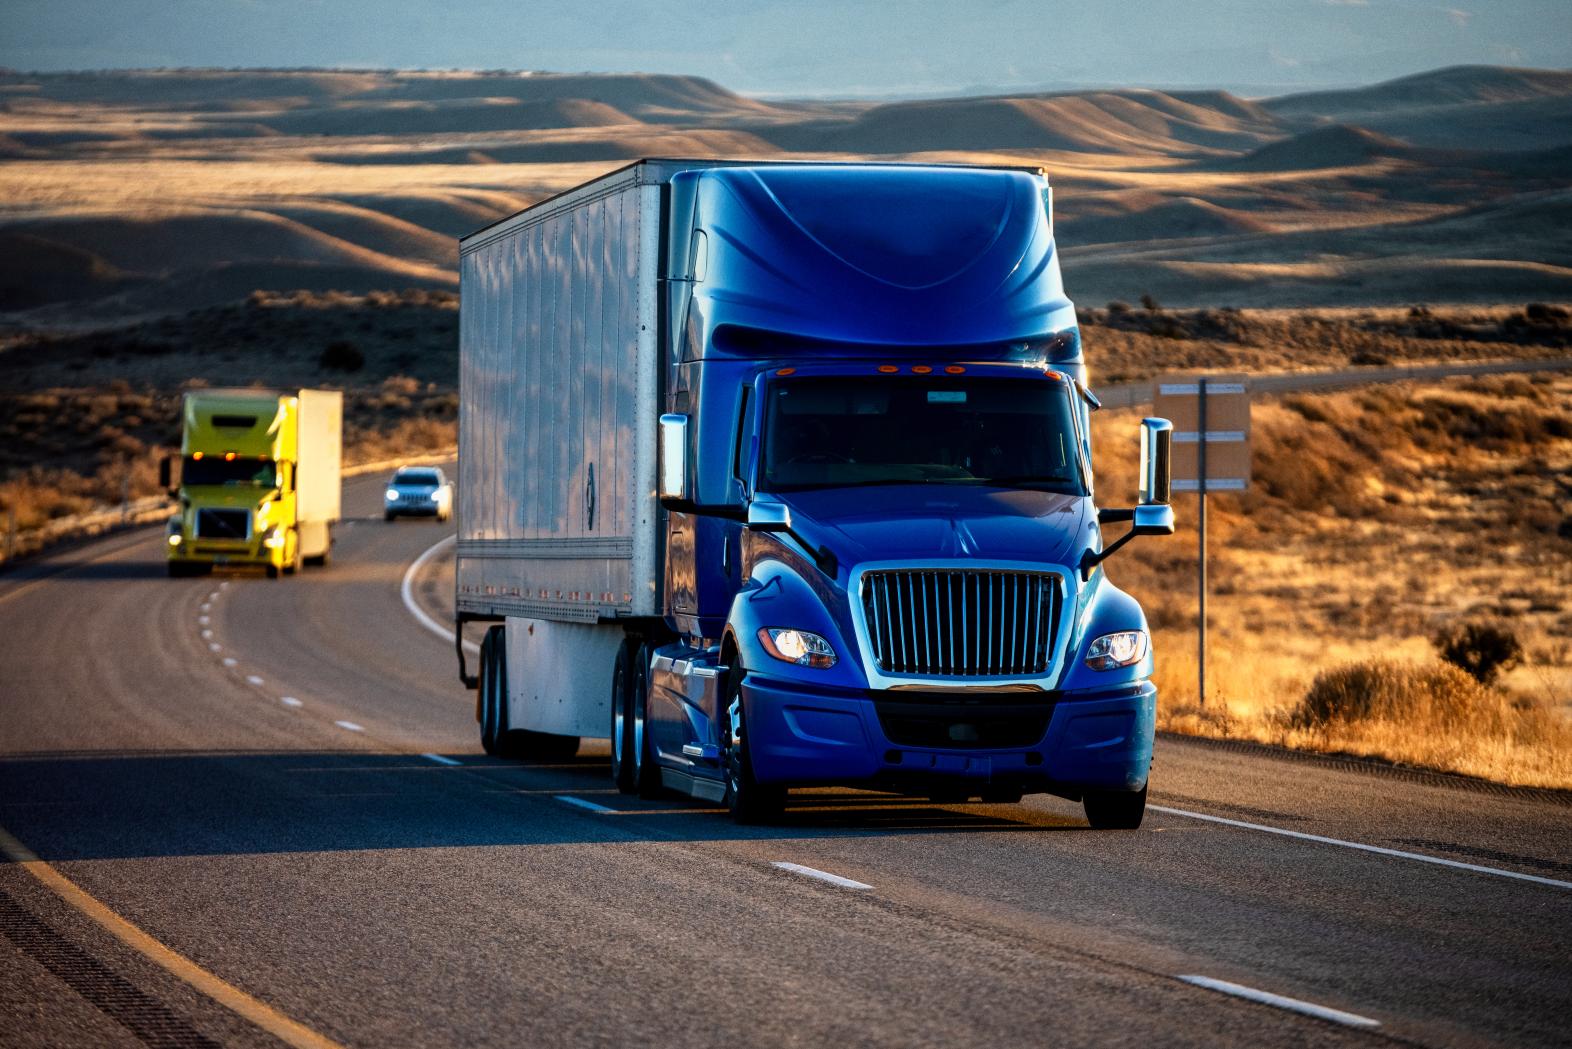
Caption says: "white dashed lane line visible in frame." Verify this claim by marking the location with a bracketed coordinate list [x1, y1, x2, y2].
[208, 643, 221, 653]
[771, 862, 873, 890]
[280, 697, 303, 708]
[334, 721, 364, 733]
[555, 795, 617, 814]
[246, 675, 264, 686]
[421, 754, 461, 766]
[1177, 976, 1380, 1029]
[222, 658, 238, 668]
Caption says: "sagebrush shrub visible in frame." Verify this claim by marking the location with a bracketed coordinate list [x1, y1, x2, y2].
[1432, 620, 1523, 686]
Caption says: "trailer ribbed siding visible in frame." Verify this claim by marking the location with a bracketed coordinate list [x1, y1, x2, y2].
[456, 167, 662, 623]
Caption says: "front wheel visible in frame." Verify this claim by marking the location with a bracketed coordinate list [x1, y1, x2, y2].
[721, 667, 785, 824]
[609, 640, 636, 792]
[1083, 785, 1147, 829]
[631, 645, 662, 799]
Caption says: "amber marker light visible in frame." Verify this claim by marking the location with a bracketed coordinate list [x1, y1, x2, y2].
[911, 365, 932, 374]
[945, 365, 966, 374]
[878, 365, 899, 373]
[776, 367, 796, 375]
[1043, 370, 1063, 380]
[224, 452, 237, 461]
[192, 452, 203, 460]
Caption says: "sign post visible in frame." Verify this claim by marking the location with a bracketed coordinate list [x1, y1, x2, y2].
[1153, 374, 1251, 708]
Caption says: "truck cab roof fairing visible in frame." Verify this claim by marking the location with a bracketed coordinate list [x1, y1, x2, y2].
[687, 164, 1075, 355]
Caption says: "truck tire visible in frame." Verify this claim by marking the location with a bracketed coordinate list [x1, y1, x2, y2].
[266, 562, 280, 579]
[721, 666, 785, 824]
[1083, 785, 1147, 829]
[631, 644, 663, 798]
[479, 626, 503, 756]
[609, 640, 636, 792]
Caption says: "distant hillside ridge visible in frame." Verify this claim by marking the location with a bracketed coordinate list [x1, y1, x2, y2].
[1266, 64, 1572, 120]
[763, 89, 1283, 155]
[1224, 123, 1426, 171]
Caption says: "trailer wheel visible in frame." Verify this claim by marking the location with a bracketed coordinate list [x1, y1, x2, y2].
[610, 640, 636, 792]
[478, 626, 503, 756]
[721, 666, 785, 824]
[631, 644, 663, 798]
[1083, 785, 1147, 829]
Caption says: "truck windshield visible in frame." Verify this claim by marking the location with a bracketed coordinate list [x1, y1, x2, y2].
[183, 457, 277, 487]
[762, 376, 1085, 494]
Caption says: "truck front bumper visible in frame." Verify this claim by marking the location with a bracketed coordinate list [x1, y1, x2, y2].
[168, 537, 271, 567]
[741, 676, 1155, 796]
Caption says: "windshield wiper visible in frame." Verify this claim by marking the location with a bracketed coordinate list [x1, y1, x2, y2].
[975, 475, 1077, 490]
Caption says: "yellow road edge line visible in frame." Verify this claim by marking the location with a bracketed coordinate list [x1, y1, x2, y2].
[0, 821, 347, 1049]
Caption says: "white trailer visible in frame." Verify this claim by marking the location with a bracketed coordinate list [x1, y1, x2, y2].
[294, 389, 342, 563]
[456, 162, 680, 756]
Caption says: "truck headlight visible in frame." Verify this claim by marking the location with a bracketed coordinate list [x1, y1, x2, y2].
[262, 528, 286, 549]
[758, 628, 837, 669]
[167, 533, 182, 547]
[1084, 631, 1148, 671]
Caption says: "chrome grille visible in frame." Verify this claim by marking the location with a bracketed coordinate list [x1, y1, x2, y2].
[861, 569, 1062, 677]
[195, 508, 250, 540]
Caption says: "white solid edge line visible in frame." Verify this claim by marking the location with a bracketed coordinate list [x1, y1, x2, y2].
[555, 795, 617, 814]
[1149, 805, 1572, 891]
[280, 697, 303, 707]
[400, 533, 480, 655]
[1178, 976, 1380, 1029]
[421, 753, 461, 766]
[333, 721, 364, 732]
[772, 862, 873, 890]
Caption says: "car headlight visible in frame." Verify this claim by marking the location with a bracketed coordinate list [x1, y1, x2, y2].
[758, 628, 837, 669]
[386, 489, 400, 501]
[1084, 630, 1148, 671]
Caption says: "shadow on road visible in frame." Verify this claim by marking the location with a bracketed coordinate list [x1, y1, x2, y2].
[0, 750, 1084, 861]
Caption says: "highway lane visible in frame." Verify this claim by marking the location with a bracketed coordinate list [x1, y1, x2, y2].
[1, 469, 1569, 1048]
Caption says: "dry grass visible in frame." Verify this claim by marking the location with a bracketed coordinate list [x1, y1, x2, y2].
[1094, 372, 1572, 788]
[0, 291, 458, 536]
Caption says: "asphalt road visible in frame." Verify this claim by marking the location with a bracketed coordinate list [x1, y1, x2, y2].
[2, 469, 1569, 1049]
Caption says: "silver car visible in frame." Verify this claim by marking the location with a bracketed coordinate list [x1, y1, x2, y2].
[384, 466, 454, 521]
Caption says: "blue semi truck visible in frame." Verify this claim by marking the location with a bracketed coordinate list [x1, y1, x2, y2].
[454, 159, 1175, 827]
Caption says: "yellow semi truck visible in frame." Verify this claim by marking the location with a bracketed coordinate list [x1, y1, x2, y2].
[162, 389, 342, 578]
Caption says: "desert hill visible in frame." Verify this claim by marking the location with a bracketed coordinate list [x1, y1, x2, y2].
[1266, 65, 1572, 120]
[0, 64, 1569, 318]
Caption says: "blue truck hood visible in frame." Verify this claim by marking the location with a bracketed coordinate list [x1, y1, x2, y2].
[777, 485, 1091, 569]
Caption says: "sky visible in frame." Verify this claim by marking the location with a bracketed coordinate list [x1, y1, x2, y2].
[4, 0, 1570, 98]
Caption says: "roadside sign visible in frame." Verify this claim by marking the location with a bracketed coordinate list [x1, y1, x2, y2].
[1153, 374, 1251, 491]
[1151, 373, 1251, 710]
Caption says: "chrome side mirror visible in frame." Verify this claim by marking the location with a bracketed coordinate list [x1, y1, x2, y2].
[1131, 502, 1175, 536]
[1139, 417, 1172, 506]
[658, 414, 689, 503]
[746, 500, 791, 532]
